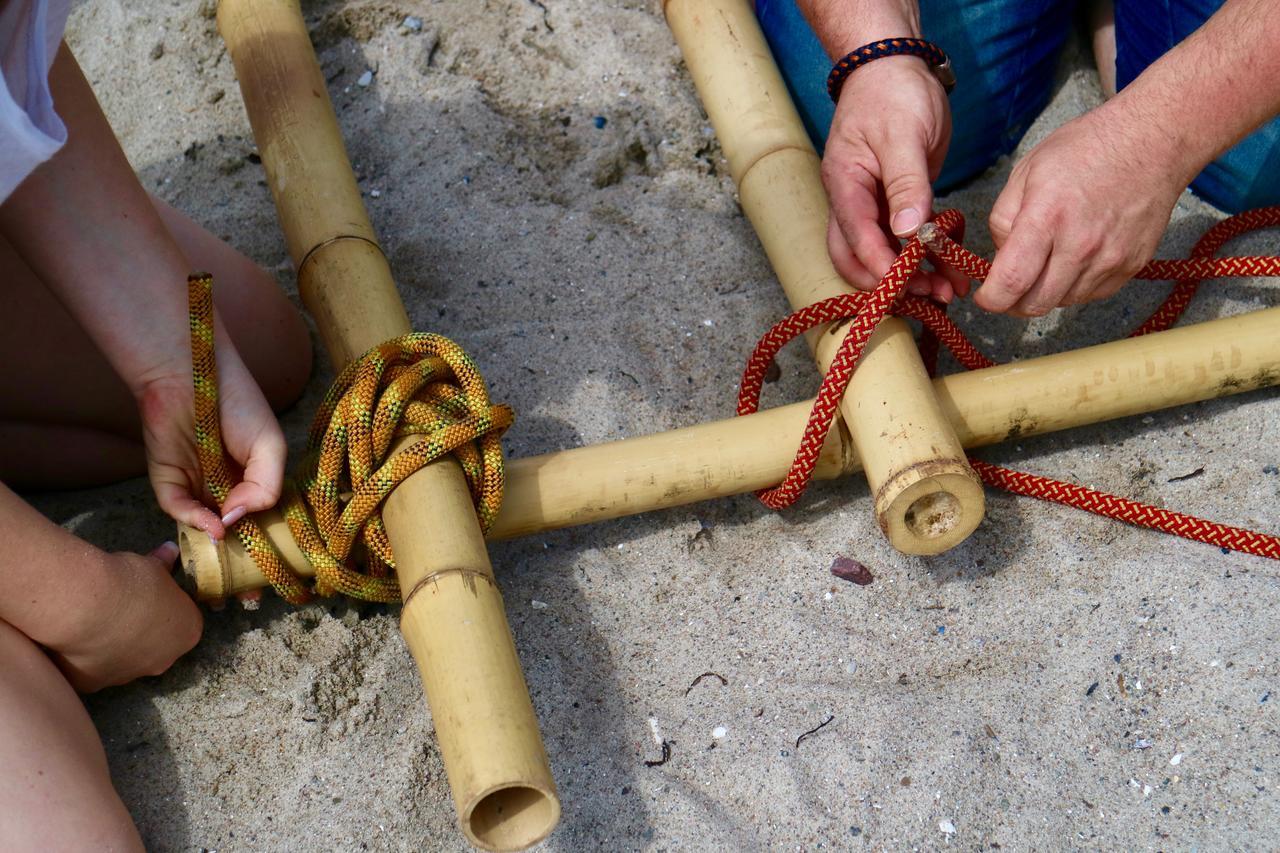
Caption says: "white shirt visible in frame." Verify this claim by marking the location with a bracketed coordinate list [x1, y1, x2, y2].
[0, 0, 72, 202]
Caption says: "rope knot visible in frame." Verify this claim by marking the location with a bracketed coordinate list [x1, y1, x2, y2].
[190, 275, 513, 603]
[734, 207, 1280, 560]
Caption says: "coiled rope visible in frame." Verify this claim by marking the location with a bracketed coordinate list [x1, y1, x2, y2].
[737, 207, 1280, 560]
[189, 273, 512, 603]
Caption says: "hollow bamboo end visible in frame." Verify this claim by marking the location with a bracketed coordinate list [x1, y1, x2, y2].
[177, 523, 230, 600]
[877, 468, 986, 555]
[463, 781, 562, 852]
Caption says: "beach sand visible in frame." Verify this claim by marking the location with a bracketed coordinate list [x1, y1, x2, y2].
[29, 0, 1280, 848]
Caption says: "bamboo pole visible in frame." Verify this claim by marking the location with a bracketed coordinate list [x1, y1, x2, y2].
[662, 0, 986, 554]
[200, 2, 559, 849]
[183, 304, 1280, 597]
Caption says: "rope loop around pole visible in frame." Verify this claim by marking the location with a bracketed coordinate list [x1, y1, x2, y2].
[738, 207, 1280, 559]
[189, 273, 512, 603]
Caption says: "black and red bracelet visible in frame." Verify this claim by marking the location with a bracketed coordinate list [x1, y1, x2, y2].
[826, 37, 955, 102]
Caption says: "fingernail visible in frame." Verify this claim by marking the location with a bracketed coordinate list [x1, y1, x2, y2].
[221, 505, 247, 527]
[153, 540, 180, 565]
[891, 208, 922, 237]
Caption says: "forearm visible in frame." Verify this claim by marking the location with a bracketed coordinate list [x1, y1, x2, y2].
[1106, 0, 1280, 184]
[0, 482, 110, 650]
[794, 0, 921, 58]
[0, 44, 192, 396]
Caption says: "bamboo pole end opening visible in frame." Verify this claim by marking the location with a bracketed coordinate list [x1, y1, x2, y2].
[463, 782, 561, 852]
[878, 468, 986, 555]
[177, 523, 230, 600]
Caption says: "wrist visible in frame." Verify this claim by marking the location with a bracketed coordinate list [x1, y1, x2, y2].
[797, 1, 922, 59]
[1090, 96, 1204, 188]
[14, 542, 116, 654]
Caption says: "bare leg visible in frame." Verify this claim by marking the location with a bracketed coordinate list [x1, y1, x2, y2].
[1090, 0, 1118, 98]
[0, 200, 312, 489]
[0, 619, 143, 851]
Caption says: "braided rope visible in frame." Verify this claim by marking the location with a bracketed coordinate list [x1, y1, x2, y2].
[738, 208, 1280, 559]
[189, 274, 512, 603]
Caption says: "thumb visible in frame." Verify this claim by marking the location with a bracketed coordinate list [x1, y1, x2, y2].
[149, 540, 181, 567]
[989, 168, 1027, 248]
[878, 138, 934, 237]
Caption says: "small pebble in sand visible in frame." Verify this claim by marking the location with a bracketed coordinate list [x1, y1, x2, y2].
[206, 88, 225, 104]
[357, 69, 374, 87]
[370, 189, 381, 198]
[1263, 464, 1277, 475]
[712, 726, 727, 739]
[939, 819, 955, 835]
[150, 41, 165, 61]
[531, 599, 548, 610]
[1170, 753, 1184, 766]
[1134, 739, 1153, 750]
[401, 15, 423, 32]
[830, 556, 873, 585]
[593, 115, 607, 129]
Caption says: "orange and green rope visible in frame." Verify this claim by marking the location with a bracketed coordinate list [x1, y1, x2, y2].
[188, 273, 513, 604]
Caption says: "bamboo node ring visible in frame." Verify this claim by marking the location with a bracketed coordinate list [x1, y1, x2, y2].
[296, 233, 389, 280]
[402, 568, 500, 610]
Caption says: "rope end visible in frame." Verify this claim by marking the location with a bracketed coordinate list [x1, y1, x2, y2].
[916, 222, 946, 254]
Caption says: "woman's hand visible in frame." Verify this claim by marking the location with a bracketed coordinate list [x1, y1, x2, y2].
[48, 542, 203, 693]
[822, 56, 968, 302]
[136, 331, 286, 539]
[975, 103, 1191, 316]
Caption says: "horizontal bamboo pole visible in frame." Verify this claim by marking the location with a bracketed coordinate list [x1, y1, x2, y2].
[183, 303, 1280, 597]
[203, 2, 558, 850]
[663, 0, 985, 554]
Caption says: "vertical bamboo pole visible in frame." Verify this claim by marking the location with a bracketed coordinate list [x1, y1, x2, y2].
[663, 0, 986, 554]
[207, 2, 558, 849]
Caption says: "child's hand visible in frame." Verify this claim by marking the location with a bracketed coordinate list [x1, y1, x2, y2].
[50, 542, 203, 693]
[136, 333, 287, 540]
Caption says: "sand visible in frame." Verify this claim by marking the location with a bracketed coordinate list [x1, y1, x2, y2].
[28, 0, 1279, 849]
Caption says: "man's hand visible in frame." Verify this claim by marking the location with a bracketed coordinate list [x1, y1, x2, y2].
[822, 56, 968, 301]
[49, 543, 203, 693]
[976, 104, 1190, 316]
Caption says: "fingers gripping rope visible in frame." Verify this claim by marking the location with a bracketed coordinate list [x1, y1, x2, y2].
[188, 274, 513, 603]
[738, 208, 1280, 560]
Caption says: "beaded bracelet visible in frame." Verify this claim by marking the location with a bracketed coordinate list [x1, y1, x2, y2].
[826, 37, 955, 102]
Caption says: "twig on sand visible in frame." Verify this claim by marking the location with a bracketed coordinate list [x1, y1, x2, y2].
[684, 671, 728, 696]
[644, 740, 672, 767]
[795, 715, 835, 749]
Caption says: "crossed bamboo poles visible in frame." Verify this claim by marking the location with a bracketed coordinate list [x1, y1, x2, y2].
[181, 1, 1280, 850]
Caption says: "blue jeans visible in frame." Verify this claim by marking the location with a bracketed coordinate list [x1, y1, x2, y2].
[756, 0, 1280, 213]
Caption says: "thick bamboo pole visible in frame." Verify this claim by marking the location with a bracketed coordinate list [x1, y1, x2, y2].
[182, 304, 1280, 597]
[201, 2, 559, 849]
[662, 0, 986, 554]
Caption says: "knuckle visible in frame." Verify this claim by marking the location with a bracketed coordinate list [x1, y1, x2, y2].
[1094, 242, 1128, 272]
[995, 268, 1033, 298]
